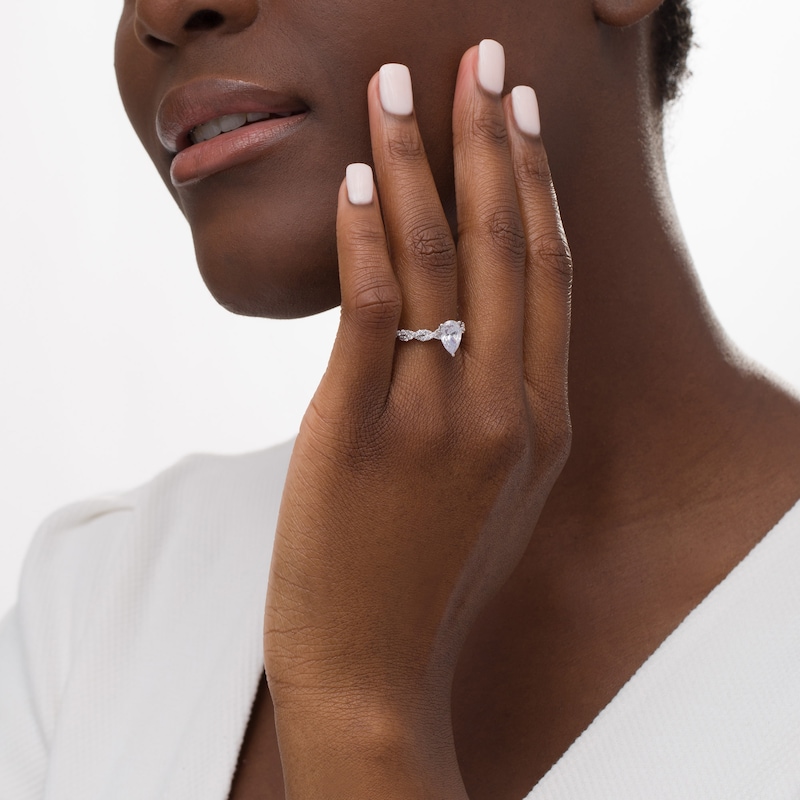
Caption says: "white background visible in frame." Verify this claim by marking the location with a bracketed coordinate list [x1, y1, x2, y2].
[1, 0, 798, 617]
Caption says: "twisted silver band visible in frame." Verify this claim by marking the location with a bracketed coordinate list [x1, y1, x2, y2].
[396, 320, 465, 356]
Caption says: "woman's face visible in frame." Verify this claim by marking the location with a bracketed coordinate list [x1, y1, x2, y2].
[115, 0, 589, 318]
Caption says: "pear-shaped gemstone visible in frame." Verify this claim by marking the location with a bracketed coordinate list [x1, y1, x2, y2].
[439, 320, 464, 356]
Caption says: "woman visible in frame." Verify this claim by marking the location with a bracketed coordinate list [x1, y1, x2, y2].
[2, 0, 800, 797]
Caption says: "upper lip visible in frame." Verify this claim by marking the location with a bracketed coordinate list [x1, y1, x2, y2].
[156, 78, 309, 153]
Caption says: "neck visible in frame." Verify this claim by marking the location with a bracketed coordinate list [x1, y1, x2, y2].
[543, 99, 772, 526]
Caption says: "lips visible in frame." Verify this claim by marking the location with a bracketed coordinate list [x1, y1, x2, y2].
[156, 79, 309, 186]
[188, 111, 295, 145]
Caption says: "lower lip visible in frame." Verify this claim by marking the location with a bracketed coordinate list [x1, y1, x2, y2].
[169, 113, 309, 187]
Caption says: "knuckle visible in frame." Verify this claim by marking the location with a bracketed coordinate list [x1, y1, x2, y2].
[350, 281, 402, 331]
[403, 219, 457, 272]
[386, 129, 426, 163]
[468, 107, 509, 148]
[467, 399, 530, 470]
[487, 207, 527, 262]
[515, 148, 554, 194]
[486, 424, 529, 470]
[346, 217, 388, 255]
[530, 232, 573, 292]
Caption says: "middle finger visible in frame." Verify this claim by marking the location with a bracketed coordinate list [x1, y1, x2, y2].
[368, 64, 459, 338]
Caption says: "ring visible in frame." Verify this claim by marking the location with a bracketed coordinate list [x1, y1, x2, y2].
[396, 320, 465, 356]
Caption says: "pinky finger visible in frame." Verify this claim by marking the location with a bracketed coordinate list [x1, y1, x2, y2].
[505, 88, 573, 403]
[328, 163, 402, 405]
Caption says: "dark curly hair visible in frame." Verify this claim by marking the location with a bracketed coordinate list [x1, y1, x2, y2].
[652, 0, 694, 103]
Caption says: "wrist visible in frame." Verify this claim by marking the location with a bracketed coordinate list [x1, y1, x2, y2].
[272, 689, 468, 800]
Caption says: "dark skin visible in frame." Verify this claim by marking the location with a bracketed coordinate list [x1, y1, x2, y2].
[116, 0, 800, 798]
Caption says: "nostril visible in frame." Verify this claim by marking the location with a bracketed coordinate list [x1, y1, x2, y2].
[184, 9, 225, 31]
[145, 33, 173, 51]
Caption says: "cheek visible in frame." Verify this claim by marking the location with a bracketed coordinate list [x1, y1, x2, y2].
[189, 191, 342, 319]
[179, 117, 365, 318]
[114, 17, 177, 198]
[108, 0, 487, 319]
[114, 15, 144, 140]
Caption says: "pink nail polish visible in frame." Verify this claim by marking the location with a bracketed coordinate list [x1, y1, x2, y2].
[346, 163, 374, 205]
[511, 86, 541, 136]
[477, 39, 505, 95]
[379, 64, 414, 116]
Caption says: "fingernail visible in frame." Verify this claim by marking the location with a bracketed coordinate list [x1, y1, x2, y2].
[346, 163, 374, 205]
[477, 39, 505, 95]
[511, 86, 541, 136]
[379, 63, 414, 116]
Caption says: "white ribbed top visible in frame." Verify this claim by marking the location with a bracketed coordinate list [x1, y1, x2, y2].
[1, 440, 799, 798]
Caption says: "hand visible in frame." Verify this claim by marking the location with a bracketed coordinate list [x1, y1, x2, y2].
[264, 40, 572, 798]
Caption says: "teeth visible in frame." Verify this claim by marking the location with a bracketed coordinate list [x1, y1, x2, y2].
[189, 111, 296, 145]
[190, 118, 223, 144]
[219, 113, 247, 132]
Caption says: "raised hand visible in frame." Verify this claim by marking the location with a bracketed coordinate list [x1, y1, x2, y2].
[264, 40, 572, 799]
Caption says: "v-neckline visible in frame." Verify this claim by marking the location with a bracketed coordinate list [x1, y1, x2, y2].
[217, 496, 800, 800]
[523, 496, 800, 798]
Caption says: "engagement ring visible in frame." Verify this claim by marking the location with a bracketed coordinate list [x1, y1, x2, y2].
[396, 320, 465, 356]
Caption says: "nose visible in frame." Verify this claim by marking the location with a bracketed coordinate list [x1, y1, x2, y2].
[134, 0, 259, 52]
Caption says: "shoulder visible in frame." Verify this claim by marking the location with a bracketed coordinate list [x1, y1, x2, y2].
[20, 438, 294, 604]
[14, 439, 294, 735]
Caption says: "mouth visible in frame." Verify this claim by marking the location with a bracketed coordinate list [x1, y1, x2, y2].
[188, 110, 298, 146]
[157, 79, 310, 186]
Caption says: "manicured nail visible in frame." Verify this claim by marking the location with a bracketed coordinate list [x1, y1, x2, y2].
[477, 39, 505, 95]
[346, 163, 374, 205]
[511, 86, 541, 136]
[379, 63, 414, 116]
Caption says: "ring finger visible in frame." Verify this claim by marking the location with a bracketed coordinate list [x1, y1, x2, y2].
[368, 64, 460, 346]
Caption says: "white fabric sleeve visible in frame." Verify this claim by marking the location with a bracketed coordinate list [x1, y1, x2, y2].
[0, 496, 134, 799]
[0, 608, 47, 799]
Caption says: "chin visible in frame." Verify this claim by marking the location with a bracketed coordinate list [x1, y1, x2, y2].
[192, 218, 342, 320]
[182, 162, 345, 319]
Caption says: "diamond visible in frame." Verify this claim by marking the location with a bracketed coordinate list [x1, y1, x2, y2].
[396, 320, 465, 355]
[438, 320, 464, 356]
